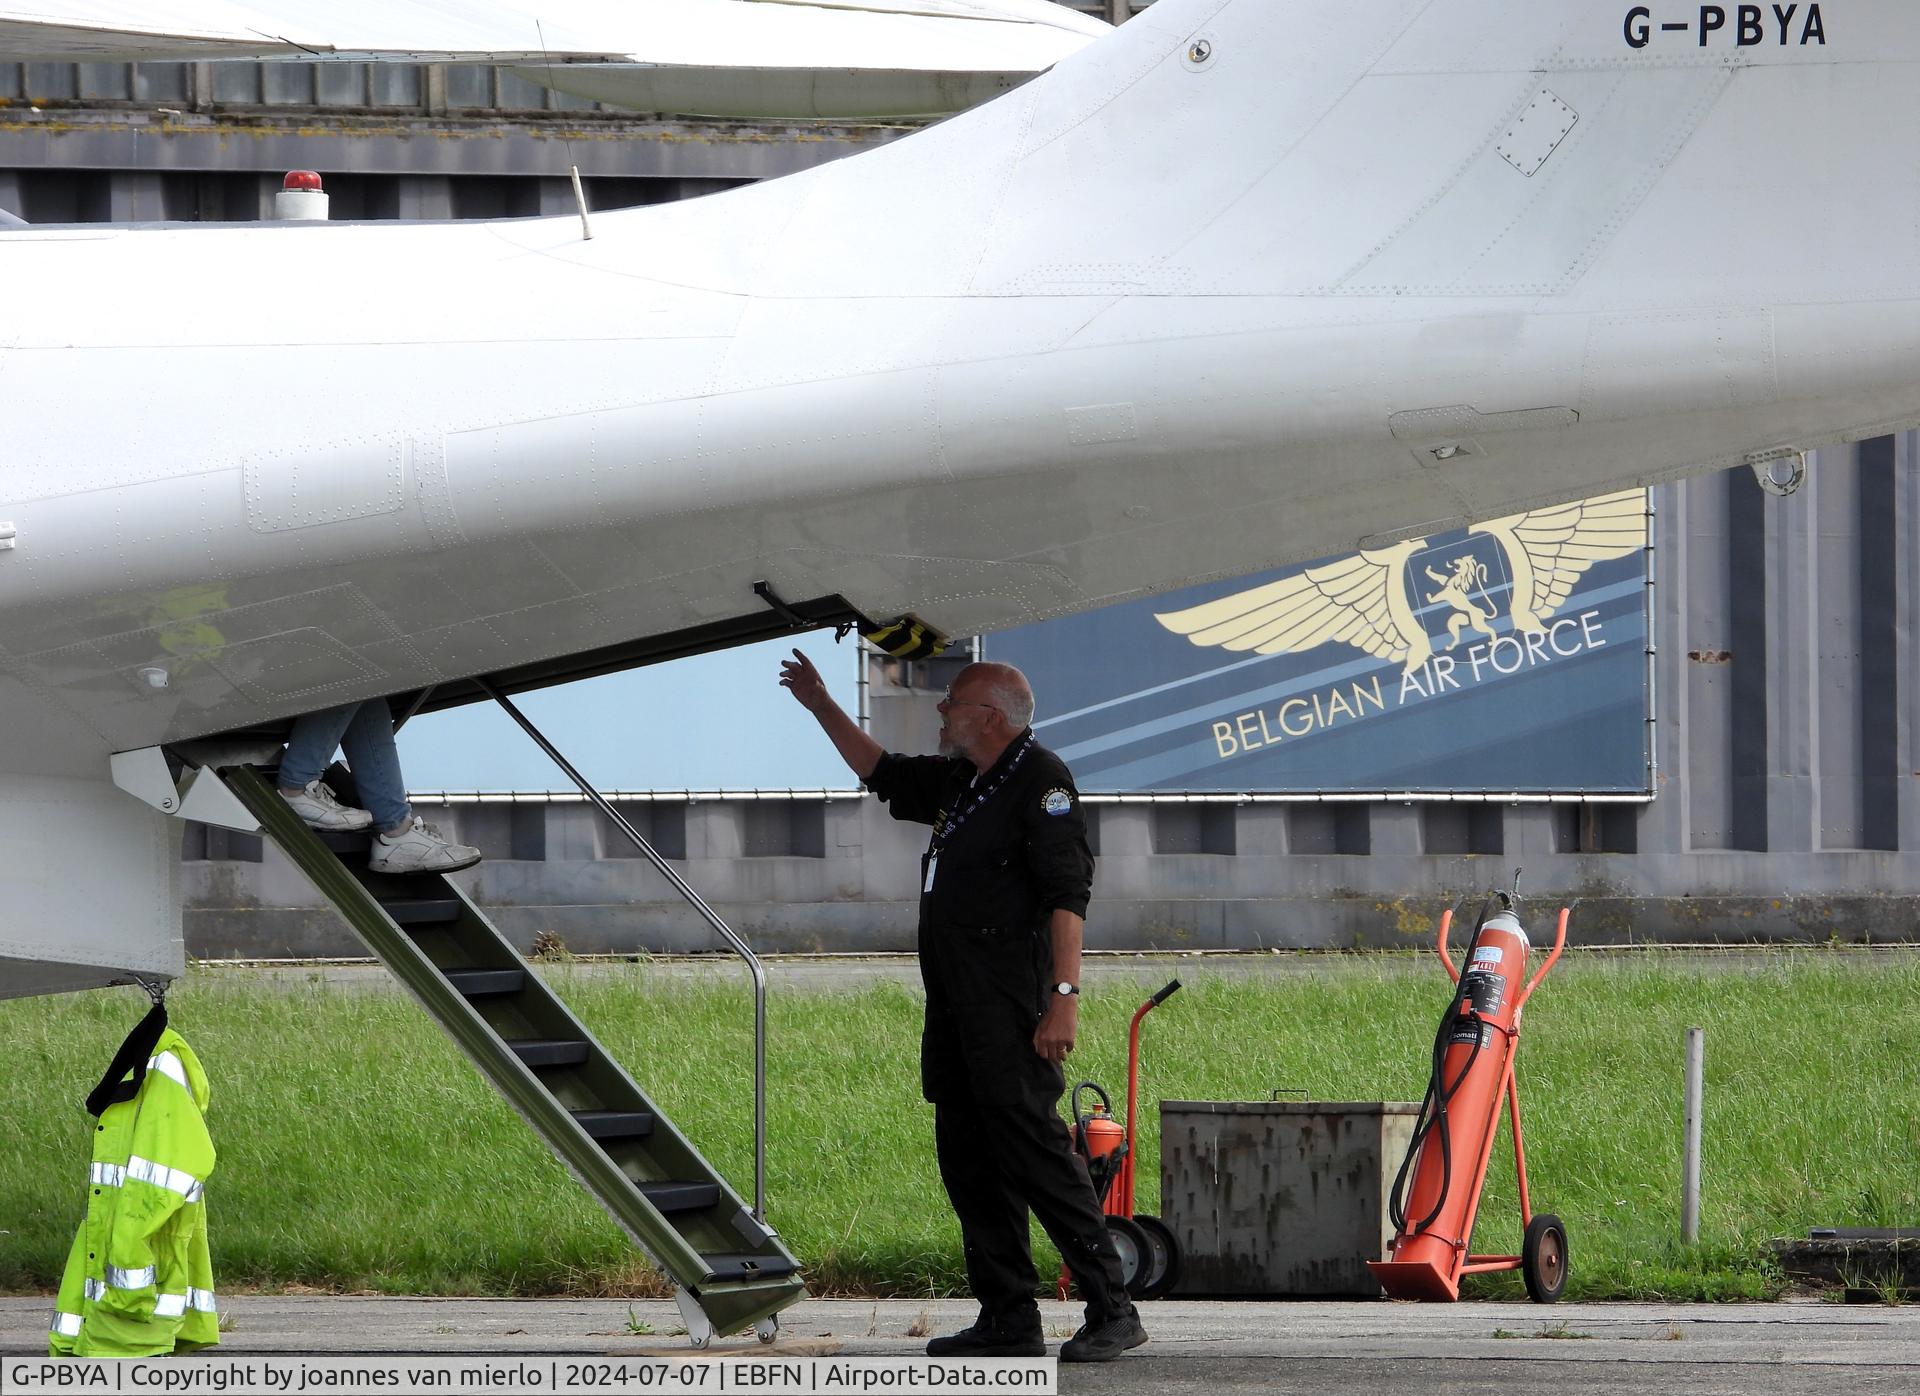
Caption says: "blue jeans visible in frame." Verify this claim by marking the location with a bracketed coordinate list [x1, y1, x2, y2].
[280, 700, 410, 832]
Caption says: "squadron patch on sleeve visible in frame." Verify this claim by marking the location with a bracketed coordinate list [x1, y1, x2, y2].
[1041, 788, 1074, 817]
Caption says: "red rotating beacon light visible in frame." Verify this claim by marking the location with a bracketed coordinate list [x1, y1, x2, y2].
[1369, 893, 1569, 1303]
[273, 170, 329, 221]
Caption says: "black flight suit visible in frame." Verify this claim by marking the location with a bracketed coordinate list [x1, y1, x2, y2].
[864, 731, 1130, 1327]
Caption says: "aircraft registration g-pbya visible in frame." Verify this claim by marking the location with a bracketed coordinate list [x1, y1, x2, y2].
[0, 0, 1912, 1002]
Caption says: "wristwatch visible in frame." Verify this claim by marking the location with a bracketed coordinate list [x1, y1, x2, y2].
[1054, 981, 1079, 997]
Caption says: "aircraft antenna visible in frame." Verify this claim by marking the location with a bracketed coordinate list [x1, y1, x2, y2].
[536, 19, 593, 242]
[570, 165, 594, 242]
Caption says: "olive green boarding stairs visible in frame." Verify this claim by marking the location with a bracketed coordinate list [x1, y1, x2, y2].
[219, 746, 805, 1347]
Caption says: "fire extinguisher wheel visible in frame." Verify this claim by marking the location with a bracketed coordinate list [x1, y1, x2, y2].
[1104, 1215, 1153, 1296]
[1131, 1214, 1183, 1300]
[1522, 1213, 1569, 1303]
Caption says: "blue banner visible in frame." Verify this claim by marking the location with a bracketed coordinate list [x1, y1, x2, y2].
[989, 490, 1652, 794]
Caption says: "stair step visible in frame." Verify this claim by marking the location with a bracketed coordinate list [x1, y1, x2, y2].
[316, 829, 372, 855]
[508, 1039, 589, 1068]
[572, 1109, 656, 1140]
[702, 1253, 800, 1281]
[382, 898, 462, 926]
[445, 969, 527, 997]
[637, 1181, 721, 1214]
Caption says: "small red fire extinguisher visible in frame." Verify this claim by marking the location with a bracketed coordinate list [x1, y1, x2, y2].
[1072, 1082, 1128, 1192]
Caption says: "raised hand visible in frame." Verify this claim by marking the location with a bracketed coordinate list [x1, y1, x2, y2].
[778, 648, 830, 712]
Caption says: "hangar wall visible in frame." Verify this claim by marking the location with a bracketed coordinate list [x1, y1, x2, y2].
[0, 57, 901, 223]
[7, 52, 1915, 953]
[0, 7, 1145, 218]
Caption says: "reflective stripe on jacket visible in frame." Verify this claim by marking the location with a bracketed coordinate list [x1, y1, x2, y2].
[49, 1028, 218, 1358]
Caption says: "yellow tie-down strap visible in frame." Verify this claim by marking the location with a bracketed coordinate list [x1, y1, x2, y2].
[861, 615, 948, 661]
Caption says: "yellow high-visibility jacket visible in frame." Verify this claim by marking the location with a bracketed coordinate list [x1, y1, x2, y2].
[49, 1027, 218, 1357]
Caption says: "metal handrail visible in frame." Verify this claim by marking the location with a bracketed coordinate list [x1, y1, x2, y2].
[475, 678, 771, 1225]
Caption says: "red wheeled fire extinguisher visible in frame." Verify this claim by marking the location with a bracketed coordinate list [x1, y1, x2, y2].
[1060, 980, 1184, 1301]
[1369, 893, 1569, 1303]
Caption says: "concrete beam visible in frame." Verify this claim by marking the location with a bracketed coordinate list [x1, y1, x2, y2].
[0, 110, 900, 182]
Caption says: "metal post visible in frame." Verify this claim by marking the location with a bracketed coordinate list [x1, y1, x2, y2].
[1106, 0, 1131, 25]
[475, 678, 771, 1227]
[1644, 497, 1660, 797]
[1682, 1027, 1703, 1244]
[855, 642, 871, 733]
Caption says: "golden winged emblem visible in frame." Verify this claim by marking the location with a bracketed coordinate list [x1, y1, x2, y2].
[1154, 490, 1646, 676]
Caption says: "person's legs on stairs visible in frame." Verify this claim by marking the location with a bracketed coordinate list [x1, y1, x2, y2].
[279, 702, 372, 829]
[336, 699, 411, 833]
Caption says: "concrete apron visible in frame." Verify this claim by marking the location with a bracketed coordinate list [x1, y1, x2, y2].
[5, 1297, 1918, 1395]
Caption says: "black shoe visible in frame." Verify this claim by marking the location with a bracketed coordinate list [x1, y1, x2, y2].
[1060, 1307, 1148, 1363]
[926, 1317, 1046, 1358]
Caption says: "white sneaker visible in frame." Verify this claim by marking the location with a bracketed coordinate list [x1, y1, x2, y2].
[281, 779, 373, 831]
[369, 815, 482, 875]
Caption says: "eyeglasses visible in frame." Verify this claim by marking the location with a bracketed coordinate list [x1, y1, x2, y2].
[938, 691, 1000, 715]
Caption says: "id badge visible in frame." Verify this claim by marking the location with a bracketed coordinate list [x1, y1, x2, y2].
[923, 852, 938, 893]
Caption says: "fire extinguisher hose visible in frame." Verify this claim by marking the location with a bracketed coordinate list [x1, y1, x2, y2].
[1388, 992, 1489, 1237]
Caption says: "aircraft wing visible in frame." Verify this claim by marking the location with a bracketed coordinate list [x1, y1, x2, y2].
[0, 0, 1109, 118]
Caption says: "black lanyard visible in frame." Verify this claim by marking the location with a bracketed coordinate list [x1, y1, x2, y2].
[930, 733, 1034, 855]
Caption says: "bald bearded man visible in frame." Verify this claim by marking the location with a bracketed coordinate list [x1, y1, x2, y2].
[780, 651, 1146, 1364]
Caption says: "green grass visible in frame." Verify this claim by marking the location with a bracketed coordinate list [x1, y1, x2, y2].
[3, 949, 1916, 1301]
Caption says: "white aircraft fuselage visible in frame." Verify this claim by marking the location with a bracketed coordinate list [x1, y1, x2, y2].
[5, 0, 1918, 993]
